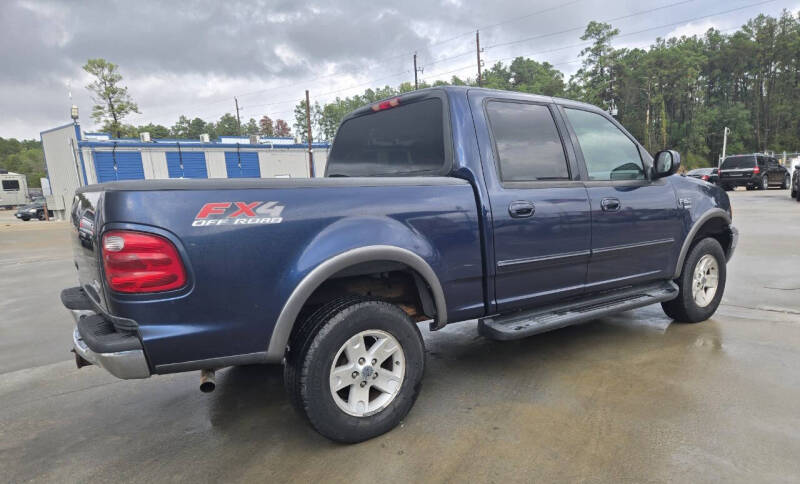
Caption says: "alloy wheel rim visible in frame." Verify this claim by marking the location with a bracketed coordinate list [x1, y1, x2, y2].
[692, 254, 719, 308]
[329, 329, 406, 417]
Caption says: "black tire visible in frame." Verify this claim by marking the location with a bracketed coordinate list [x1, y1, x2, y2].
[760, 175, 769, 190]
[782, 174, 790, 189]
[37, 210, 45, 220]
[723, 185, 733, 192]
[284, 298, 425, 443]
[20, 216, 30, 221]
[662, 237, 726, 323]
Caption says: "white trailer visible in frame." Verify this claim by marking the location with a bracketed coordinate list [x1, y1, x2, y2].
[0, 172, 29, 208]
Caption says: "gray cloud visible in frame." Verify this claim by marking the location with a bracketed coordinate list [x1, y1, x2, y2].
[1, 0, 792, 138]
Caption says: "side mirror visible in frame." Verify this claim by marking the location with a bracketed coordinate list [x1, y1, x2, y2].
[652, 150, 680, 179]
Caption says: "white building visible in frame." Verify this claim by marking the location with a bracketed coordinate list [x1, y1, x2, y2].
[40, 122, 329, 220]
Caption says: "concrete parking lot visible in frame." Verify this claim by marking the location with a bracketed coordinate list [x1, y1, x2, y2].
[1, 189, 799, 483]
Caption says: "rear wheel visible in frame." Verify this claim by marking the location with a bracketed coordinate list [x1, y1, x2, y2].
[284, 298, 425, 443]
[662, 237, 726, 323]
[760, 175, 769, 190]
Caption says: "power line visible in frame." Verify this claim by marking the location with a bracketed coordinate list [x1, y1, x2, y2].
[486, 0, 698, 50]
[139, 0, 588, 118]
[426, 0, 586, 50]
[485, 0, 775, 68]
[135, 0, 776, 127]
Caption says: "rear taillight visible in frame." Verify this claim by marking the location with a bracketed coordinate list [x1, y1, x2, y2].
[753, 165, 760, 174]
[102, 230, 186, 293]
[702, 175, 709, 181]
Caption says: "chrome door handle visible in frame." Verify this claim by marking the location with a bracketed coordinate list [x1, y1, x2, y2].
[509, 200, 535, 218]
[601, 198, 620, 212]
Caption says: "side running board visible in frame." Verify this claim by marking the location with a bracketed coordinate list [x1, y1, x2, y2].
[478, 280, 678, 341]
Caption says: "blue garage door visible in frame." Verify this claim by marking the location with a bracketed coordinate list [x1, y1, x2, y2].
[94, 151, 145, 183]
[166, 152, 208, 178]
[224, 152, 261, 178]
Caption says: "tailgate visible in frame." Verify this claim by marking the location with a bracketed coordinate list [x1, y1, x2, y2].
[70, 191, 109, 312]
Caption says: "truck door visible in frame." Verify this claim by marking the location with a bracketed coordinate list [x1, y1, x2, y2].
[477, 97, 591, 312]
[560, 106, 682, 292]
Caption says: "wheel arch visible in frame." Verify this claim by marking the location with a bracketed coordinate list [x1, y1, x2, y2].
[673, 208, 733, 279]
[265, 245, 447, 362]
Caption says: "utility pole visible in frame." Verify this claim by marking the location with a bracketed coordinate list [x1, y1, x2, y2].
[476, 30, 483, 87]
[413, 53, 421, 90]
[720, 126, 730, 168]
[305, 89, 315, 178]
[234, 97, 242, 135]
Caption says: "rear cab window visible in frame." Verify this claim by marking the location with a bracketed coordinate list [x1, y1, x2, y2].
[326, 97, 448, 177]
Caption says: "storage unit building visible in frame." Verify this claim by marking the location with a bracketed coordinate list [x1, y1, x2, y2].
[40, 121, 329, 220]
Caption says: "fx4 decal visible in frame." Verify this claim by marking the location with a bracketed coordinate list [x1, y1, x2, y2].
[192, 201, 284, 227]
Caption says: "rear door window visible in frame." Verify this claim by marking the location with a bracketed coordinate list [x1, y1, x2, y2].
[2, 180, 20, 190]
[485, 101, 570, 181]
[326, 98, 445, 177]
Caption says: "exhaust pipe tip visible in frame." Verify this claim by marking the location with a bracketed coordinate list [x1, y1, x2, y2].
[200, 368, 216, 393]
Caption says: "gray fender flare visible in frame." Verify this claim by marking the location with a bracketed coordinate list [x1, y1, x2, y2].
[265, 245, 447, 362]
[672, 208, 731, 279]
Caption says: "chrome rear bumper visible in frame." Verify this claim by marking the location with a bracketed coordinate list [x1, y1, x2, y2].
[71, 309, 150, 380]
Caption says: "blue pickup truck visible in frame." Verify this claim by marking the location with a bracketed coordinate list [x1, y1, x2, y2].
[63, 87, 737, 442]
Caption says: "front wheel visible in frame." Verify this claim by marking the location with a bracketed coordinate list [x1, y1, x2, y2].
[662, 237, 726, 323]
[284, 298, 425, 443]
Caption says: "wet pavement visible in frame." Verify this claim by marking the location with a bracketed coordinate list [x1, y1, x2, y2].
[1, 188, 799, 483]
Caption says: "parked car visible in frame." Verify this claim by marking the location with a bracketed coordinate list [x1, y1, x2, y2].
[61, 87, 737, 443]
[686, 167, 719, 185]
[718, 154, 791, 191]
[14, 199, 53, 221]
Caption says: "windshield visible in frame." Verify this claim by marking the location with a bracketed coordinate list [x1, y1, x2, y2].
[326, 98, 446, 177]
[721, 155, 756, 169]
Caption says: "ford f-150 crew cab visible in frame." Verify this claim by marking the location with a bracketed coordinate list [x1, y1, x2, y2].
[62, 86, 737, 442]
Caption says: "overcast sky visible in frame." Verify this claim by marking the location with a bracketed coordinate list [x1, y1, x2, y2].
[1, 0, 797, 139]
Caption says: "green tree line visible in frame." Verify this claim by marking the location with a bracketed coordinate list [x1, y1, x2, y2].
[105, 112, 292, 140]
[0, 138, 45, 187]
